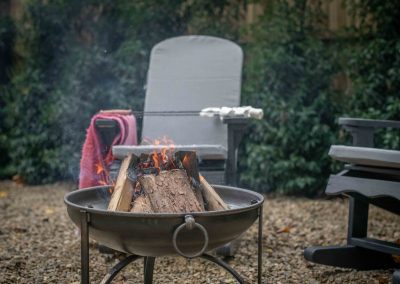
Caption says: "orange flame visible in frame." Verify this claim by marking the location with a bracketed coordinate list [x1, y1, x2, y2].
[95, 156, 113, 188]
[108, 180, 116, 194]
[95, 163, 105, 175]
[142, 136, 176, 171]
[182, 154, 190, 168]
[152, 150, 160, 169]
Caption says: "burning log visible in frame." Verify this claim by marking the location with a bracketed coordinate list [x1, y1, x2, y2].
[106, 147, 227, 214]
[176, 151, 205, 211]
[138, 169, 204, 213]
[107, 154, 134, 211]
[200, 175, 229, 211]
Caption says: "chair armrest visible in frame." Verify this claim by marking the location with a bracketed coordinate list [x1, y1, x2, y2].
[339, 117, 400, 147]
[99, 109, 132, 115]
[94, 119, 120, 148]
[222, 117, 251, 150]
[221, 117, 252, 125]
[339, 118, 400, 129]
[222, 117, 251, 186]
[95, 118, 119, 129]
[222, 117, 251, 148]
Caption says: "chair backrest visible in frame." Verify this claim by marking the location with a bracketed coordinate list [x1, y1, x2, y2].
[141, 35, 243, 149]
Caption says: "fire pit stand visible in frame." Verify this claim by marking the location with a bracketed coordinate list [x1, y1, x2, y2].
[65, 185, 264, 284]
[79, 205, 263, 284]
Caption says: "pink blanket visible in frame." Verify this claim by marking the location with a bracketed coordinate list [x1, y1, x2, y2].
[79, 111, 137, 189]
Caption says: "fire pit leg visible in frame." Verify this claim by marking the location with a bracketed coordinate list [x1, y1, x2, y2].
[144, 257, 156, 284]
[80, 210, 90, 284]
[100, 255, 142, 284]
[200, 254, 245, 283]
[258, 204, 263, 284]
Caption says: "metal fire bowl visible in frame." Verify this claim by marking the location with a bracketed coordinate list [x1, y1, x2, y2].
[64, 185, 264, 257]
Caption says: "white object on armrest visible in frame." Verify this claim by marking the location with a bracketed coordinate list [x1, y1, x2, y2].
[200, 107, 222, 117]
[200, 106, 264, 120]
[248, 108, 263, 119]
[220, 107, 235, 117]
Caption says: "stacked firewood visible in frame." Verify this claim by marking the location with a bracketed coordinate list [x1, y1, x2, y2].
[107, 150, 228, 213]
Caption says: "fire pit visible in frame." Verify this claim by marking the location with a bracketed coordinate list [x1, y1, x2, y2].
[65, 184, 263, 283]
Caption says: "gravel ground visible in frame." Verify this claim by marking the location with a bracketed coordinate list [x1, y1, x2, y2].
[0, 181, 399, 283]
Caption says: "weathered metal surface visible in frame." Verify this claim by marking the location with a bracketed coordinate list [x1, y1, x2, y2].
[64, 185, 263, 257]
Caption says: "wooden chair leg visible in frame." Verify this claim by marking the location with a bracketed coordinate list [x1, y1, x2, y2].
[347, 197, 369, 240]
[304, 245, 397, 270]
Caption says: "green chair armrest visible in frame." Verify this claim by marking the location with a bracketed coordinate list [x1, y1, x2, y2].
[338, 117, 400, 147]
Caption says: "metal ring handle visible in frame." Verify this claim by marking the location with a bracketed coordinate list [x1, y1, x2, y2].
[172, 215, 209, 258]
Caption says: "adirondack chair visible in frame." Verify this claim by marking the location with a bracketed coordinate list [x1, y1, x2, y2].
[111, 35, 247, 187]
[304, 117, 400, 283]
[95, 35, 249, 256]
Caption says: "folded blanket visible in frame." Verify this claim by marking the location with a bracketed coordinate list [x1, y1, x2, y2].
[79, 111, 137, 189]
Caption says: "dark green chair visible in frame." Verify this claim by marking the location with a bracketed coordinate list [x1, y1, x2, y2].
[305, 117, 400, 283]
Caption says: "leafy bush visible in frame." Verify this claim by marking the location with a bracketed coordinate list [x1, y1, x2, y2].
[2, 0, 399, 196]
[0, 15, 14, 83]
[0, 15, 15, 178]
[345, 0, 400, 149]
[2, 0, 84, 183]
[239, 0, 342, 195]
[1, 0, 241, 184]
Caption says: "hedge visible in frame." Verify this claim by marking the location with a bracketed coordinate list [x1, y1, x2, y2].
[1, 0, 399, 195]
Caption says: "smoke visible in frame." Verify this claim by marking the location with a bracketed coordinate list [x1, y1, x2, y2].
[2, 0, 243, 184]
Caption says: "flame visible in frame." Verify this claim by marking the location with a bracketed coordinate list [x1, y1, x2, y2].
[182, 154, 190, 168]
[161, 147, 168, 163]
[142, 136, 176, 171]
[99, 179, 115, 194]
[95, 163, 105, 175]
[95, 154, 114, 188]
[152, 150, 160, 169]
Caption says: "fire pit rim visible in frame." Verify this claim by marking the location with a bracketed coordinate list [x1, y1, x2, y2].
[64, 184, 264, 218]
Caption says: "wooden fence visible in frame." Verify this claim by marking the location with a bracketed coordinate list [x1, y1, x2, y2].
[246, 0, 358, 32]
[2, 0, 360, 93]
[7, 0, 358, 32]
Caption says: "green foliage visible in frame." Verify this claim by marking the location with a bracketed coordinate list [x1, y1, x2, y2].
[240, 0, 342, 195]
[2, 0, 399, 196]
[344, 0, 400, 149]
[53, 0, 191, 181]
[0, 15, 14, 83]
[0, 13, 15, 178]
[1, 0, 242, 184]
